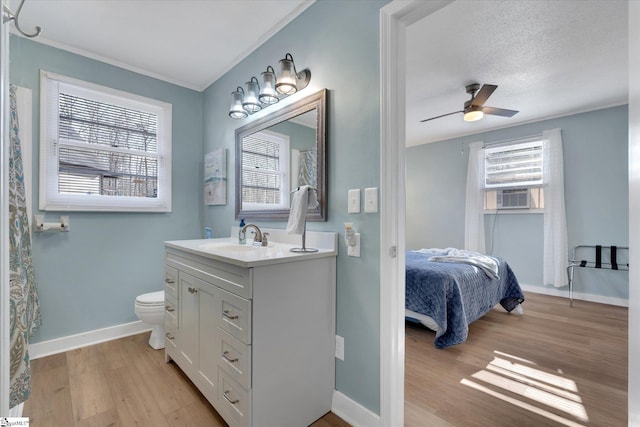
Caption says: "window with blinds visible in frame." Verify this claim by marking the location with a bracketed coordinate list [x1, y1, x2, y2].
[484, 140, 543, 188]
[40, 71, 172, 212]
[241, 130, 289, 210]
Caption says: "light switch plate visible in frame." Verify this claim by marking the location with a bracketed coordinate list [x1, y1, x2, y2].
[348, 189, 361, 213]
[364, 187, 378, 213]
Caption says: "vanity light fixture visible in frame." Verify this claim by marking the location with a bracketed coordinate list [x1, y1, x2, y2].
[276, 53, 310, 95]
[259, 66, 279, 105]
[228, 53, 311, 119]
[229, 87, 249, 119]
[242, 77, 262, 113]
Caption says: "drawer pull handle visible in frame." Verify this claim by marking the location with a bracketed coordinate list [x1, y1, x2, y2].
[188, 287, 198, 294]
[223, 390, 239, 405]
[223, 309, 239, 320]
[165, 305, 175, 312]
[223, 351, 239, 363]
[165, 278, 175, 284]
[165, 333, 175, 340]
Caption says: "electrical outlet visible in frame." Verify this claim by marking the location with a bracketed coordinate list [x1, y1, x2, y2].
[335, 335, 345, 360]
[347, 233, 360, 257]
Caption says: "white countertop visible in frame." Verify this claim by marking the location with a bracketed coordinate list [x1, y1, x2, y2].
[165, 234, 337, 268]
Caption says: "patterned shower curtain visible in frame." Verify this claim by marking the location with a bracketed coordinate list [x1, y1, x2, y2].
[8, 84, 41, 408]
[297, 148, 317, 188]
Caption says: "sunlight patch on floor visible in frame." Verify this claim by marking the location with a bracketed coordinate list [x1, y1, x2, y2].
[460, 350, 588, 426]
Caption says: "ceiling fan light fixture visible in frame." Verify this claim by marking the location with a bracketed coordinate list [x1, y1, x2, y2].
[464, 107, 484, 122]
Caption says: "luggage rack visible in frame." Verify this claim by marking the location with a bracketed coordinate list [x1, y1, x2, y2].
[567, 245, 629, 307]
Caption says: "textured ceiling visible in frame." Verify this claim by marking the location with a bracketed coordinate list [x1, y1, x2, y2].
[9, 0, 628, 142]
[406, 0, 628, 146]
[10, 0, 313, 91]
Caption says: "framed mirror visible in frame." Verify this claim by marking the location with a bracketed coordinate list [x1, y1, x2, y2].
[235, 89, 327, 221]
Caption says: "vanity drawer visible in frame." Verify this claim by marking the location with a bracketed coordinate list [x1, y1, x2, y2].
[164, 265, 178, 298]
[164, 294, 177, 328]
[166, 250, 252, 299]
[218, 329, 251, 389]
[218, 288, 251, 344]
[218, 368, 251, 427]
[164, 321, 177, 350]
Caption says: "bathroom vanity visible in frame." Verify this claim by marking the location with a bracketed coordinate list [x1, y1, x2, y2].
[163, 230, 337, 427]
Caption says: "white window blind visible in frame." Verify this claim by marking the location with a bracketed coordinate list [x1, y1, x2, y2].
[40, 71, 172, 212]
[241, 130, 289, 210]
[484, 140, 543, 188]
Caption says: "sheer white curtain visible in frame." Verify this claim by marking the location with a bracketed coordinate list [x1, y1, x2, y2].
[464, 141, 486, 252]
[543, 128, 568, 287]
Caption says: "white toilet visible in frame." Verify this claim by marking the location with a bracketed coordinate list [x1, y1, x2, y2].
[134, 290, 165, 350]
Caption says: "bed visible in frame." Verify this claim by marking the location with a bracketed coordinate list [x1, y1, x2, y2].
[405, 248, 525, 349]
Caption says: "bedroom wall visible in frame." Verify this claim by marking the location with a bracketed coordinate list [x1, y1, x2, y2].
[406, 105, 629, 302]
[10, 36, 204, 342]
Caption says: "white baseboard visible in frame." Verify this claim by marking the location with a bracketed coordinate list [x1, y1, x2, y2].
[521, 284, 629, 307]
[29, 321, 152, 360]
[331, 390, 380, 427]
[9, 402, 24, 417]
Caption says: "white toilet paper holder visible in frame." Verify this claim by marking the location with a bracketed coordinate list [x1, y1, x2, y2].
[34, 215, 70, 232]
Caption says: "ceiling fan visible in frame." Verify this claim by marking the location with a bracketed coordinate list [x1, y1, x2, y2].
[420, 83, 519, 123]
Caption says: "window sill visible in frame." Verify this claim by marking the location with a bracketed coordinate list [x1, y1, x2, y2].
[483, 208, 545, 215]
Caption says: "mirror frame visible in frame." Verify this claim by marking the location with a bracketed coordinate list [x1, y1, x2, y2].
[235, 89, 327, 221]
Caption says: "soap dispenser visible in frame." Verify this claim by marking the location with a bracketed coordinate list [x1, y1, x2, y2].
[238, 218, 246, 244]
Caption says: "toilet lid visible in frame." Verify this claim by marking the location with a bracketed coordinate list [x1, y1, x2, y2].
[136, 290, 164, 306]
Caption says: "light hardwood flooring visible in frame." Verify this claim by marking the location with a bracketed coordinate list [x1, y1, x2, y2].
[405, 292, 628, 427]
[23, 292, 627, 427]
[23, 332, 350, 427]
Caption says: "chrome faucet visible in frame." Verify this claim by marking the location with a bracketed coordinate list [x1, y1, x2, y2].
[241, 223, 268, 246]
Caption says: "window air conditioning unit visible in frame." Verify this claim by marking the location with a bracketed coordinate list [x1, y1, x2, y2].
[496, 188, 530, 209]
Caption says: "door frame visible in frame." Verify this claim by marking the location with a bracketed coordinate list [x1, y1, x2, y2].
[378, 1, 452, 425]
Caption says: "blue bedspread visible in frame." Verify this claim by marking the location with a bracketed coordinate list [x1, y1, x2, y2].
[405, 250, 525, 349]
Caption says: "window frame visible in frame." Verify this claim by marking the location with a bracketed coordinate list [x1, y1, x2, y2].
[39, 70, 172, 212]
[240, 129, 290, 211]
[483, 138, 545, 211]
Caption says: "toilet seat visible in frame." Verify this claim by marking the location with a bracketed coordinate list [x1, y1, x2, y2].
[135, 290, 164, 306]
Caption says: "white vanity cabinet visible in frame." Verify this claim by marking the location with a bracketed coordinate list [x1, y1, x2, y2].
[164, 235, 336, 427]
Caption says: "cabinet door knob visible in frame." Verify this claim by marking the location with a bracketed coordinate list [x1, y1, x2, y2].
[188, 287, 198, 294]
[165, 305, 175, 312]
[223, 390, 239, 405]
[223, 350, 239, 363]
[222, 309, 239, 320]
[165, 332, 175, 340]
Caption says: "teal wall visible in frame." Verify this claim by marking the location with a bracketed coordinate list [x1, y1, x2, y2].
[10, 36, 204, 342]
[269, 120, 316, 151]
[9, 0, 387, 414]
[407, 105, 629, 300]
[202, 0, 386, 413]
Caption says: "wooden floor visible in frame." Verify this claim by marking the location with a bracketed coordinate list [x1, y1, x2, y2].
[23, 333, 350, 427]
[404, 292, 628, 427]
[23, 292, 627, 427]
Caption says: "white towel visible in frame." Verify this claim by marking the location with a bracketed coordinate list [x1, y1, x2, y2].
[423, 247, 500, 280]
[286, 186, 318, 234]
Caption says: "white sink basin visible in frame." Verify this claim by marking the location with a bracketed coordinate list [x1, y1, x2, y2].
[165, 233, 337, 267]
[197, 242, 289, 259]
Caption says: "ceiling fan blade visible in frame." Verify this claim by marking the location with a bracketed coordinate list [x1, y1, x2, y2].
[420, 110, 463, 122]
[471, 84, 497, 106]
[481, 106, 519, 117]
